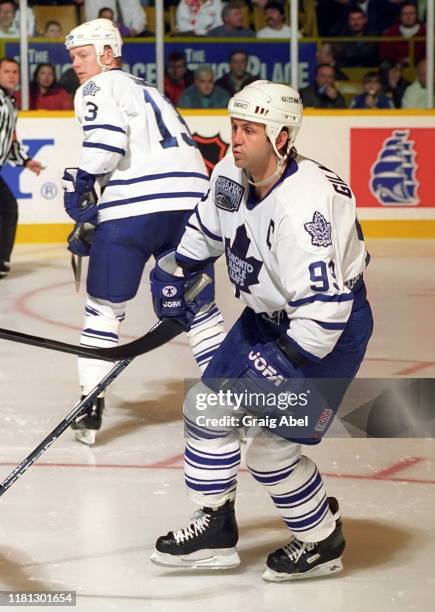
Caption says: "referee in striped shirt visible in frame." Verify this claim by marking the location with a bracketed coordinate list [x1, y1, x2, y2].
[0, 56, 42, 279]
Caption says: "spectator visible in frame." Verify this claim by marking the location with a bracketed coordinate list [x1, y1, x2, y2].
[98, 6, 130, 36]
[318, 0, 399, 36]
[43, 20, 62, 38]
[336, 7, 378, 67]
[379, 59, 410, 108]
[402, 58, 429, 108]
[0, 1, 18, 37]
[84, 0, 146, 36]
[300, 63, 347, 108]
[257, 1, 294, 39]
[0, 1, 36, 37]
[379, 2, 426, 66]
[176, 0, 223, 36]
[215, 49, 256, 96]
[345, 0, 399, 34]
[164, 51, 194, 105]
[178, 64, 230, 108]
[315, 42, 349, 81]
[208, 2, 255, 37]
[350, 71, 394, 108]
[29, 63, 73, 110]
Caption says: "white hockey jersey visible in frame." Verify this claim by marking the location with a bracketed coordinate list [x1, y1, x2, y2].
[74, 70, 208, 223]
[177, 154, 369, 360]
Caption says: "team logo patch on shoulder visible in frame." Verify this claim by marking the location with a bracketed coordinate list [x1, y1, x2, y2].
[82, 81, 100, 97]
[304, 211, 332, 247]
[215, 176, 244, 212]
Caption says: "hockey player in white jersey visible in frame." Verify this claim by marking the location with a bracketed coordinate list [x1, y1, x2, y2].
[149, 80, 373, 580]
[63, 19, 225, 445]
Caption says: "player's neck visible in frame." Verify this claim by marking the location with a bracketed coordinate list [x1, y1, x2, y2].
[249, 158, 286, 198]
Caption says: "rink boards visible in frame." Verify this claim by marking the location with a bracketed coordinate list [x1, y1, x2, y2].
[10, 109, 435, 241]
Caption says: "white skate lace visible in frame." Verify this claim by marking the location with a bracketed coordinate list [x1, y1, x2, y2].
[173, 514, 211, 544]
[283, 539, 316, 562]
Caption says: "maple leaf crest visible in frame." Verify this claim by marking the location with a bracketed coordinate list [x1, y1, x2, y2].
[224, 225, 263, 298]
[304, 211, 332, 247]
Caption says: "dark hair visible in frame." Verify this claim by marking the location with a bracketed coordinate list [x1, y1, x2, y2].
[264, 1, 285, 15]
[363, 70, 380, 83]
[229, 49, 248, 62]
[167, 51, 187, 64]
[0, 56, 18, 68]
[315, 63, 336, 76]
[348, 7, 366, 16]
[401, 2, 418, 11]
[29, 63, 61, 108]
[31, 63, 57, 91]
[222, 2, 244, 20]
[98, 7, 114, 18]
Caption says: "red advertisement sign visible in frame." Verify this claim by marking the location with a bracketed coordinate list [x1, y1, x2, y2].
[350, 128, 435, 207]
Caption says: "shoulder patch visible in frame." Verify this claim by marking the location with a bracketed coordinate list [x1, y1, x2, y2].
[304, 211, 332, 247]
[82, 81, 100, 97]
[214, 175, 244, 212]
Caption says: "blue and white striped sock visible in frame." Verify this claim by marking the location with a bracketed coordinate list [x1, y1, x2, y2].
[78, 295, 126, 395]
[247, 433, 335, 542]
[187, 302, 225, 372]
[184, 438, 241, 508]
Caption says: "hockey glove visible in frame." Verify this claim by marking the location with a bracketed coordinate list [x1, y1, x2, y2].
[67, 222, 95, 256]
[227, 340, 331, 442]
[150, 250, 204, 330]
[62, 168, 98, 224]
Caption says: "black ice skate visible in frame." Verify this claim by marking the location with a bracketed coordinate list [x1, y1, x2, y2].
[263, 497, 345, 582]
[0, 261, 9, 279]
[150, 499, 240, 569]
[71, 395, 105, 446]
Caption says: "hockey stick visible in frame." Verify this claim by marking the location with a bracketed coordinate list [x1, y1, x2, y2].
[0, 275, 210, 498]
[0, 319, 183, 362]
[0, 272, 210, 362]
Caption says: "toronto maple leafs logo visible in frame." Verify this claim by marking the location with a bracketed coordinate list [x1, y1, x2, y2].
[304, 212, 332, 248]
[224, 225, 263, 298]
[82, 81, 100, 97]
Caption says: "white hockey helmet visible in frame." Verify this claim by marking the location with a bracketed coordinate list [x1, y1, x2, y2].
[65, 18, 123, 58]
[228, 80, 303, 160]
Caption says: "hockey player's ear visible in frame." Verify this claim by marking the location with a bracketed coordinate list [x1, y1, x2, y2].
[275, 129, 289, 155]
[101, 45, 115, 67]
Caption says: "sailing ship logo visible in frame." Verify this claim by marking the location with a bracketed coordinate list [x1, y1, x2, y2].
[369, 130, 419, 206]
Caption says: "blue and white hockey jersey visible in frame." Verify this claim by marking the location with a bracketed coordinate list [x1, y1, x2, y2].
[177, 154, 369, 360]
[74, 69, 209, 223]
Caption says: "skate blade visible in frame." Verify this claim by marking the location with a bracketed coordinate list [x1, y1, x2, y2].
[262, 557, 343, 582]
[74, 429, 96, 446]
[150, 547, 241, 570]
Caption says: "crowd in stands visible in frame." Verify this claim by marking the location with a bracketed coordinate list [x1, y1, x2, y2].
[0, 0, 431, 110]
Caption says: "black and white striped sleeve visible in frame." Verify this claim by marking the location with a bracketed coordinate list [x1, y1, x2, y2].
[7, 136, 29, 166]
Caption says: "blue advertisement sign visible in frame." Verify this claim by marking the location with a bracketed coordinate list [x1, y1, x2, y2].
[7, 40, 316, 88]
